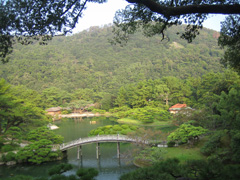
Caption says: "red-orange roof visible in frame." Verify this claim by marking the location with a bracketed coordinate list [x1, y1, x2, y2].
[46, 107, 62, 112]
[169, 104, 187, 110]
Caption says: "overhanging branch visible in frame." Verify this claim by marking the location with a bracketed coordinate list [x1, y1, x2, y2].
[126, 0, 240, 16]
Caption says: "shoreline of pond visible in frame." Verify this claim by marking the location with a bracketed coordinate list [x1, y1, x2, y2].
[58, 112, 113, 118]
[60, 112, 97, 118]
[0, 116, 137, 180]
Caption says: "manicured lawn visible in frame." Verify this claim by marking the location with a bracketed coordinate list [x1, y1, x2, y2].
[164, 145, 205, 162]
[156, 124, 178, 133]
[117, 118, 142, 125]
[117, 118, 173, 127]
[134, 144, 206, 168]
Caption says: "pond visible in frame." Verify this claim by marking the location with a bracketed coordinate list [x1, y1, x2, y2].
[0, 116, 137, 180]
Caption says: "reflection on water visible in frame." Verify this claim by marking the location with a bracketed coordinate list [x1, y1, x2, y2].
[0, 117, 137, 180]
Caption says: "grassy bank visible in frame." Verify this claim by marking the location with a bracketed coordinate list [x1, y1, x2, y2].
[164, 145, 205, 162]
[117, 118, 172, 126]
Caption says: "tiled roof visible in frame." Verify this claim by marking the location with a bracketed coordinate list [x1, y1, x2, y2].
[46, 107, 62, 112]
[169, 104, 187, 110]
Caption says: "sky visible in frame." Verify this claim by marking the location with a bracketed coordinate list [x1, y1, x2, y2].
[73, 0, 226, 34]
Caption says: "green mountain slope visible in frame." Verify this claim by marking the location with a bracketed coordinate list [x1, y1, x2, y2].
[0, 25, 224, 93]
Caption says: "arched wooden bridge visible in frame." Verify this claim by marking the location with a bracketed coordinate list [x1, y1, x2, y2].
[59, 135, 149, 159]
[60, 135, 148, 151]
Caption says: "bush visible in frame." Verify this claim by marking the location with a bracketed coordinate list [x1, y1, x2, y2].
[6, 175, 35, 180]
[76, 168, 98, 180]
[121, 125, 129, 129]
[201, 131, 223, 156]
[110, 130, 117, 134]
[27, 127, 64, 144]
[99, 131, 104, 135]
[48, 163, 73, 176]
[129, 126, 137, 131]
[121, 129, 131, 135]
[1, 144, 15, 152]
[113, 125, 122, 131]
[104, 130, 110, 134]
[16, 139, 60, 164]
[61, 109, 72, 114]
[109, 106, 131, 113]
[89, 124, 139, 136]
[2, 151, 16, 162]
[105, 125, 113, 129]
[92, 109, 106, 114]
[167, 141, 176, 147]
[93, 129, 102, 136]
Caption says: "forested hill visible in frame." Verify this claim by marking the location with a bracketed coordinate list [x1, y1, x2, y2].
[0, 25, 224, 93]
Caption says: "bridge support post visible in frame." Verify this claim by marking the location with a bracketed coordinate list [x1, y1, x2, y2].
[117, 142, 120, 158]
[96, 142, 100, 159]
[77, 145, 82, 160]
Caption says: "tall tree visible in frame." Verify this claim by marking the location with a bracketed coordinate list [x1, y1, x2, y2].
[218, 15, 240, 72]
[0, 79, 47, 135]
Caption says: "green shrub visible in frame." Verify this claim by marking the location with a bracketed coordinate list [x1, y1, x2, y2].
[61, 110, 72, 114]
[129, 126, 137, 131]
[110, 130, 117, 134]
[121, 129, 132, 135]
[76, 168, 98, 180]
[89, 129, 95, 136]
[1, 144, 15, 152]
[2, 151, 16, 162]
[105, 125, 113, 129]
[113, 125, 122, 131]
[6, 175, 35, 180]
[93, 129, 101, 135]
[201, 131, 225, 156]
[48, 163, 73, 176]
[92, 109, 106, 114]
[121, 125, 129, 129]
[89, 124, 139, 136]
[104, 130, 110, 135]
[167, 141, 176, 147]
[99, 126, 106, 131]
[0, 136, 5, 149]
[109, 106, 130, 113]
[99, 131, 104, 135]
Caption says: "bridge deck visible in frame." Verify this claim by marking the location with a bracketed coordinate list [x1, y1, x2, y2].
[60, 135, 148, 151]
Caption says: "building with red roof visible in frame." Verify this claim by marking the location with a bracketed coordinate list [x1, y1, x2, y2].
[168, 104, 187, 114]
[46, 107, 62, 116]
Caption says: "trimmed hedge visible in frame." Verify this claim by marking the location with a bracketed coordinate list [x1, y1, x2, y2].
[89, 124, 138, 136]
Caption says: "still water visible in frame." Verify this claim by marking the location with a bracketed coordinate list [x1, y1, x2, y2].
[0, 116, 137, 180]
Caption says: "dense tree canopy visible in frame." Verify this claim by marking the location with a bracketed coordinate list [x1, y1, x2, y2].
[218, 15, 240, 72]
[113, 1, 240, 71]
[0, 0, 240, 70]
[113, 0, 240, 41]
[0, 25, 224, 94]
[0, 79, 47, 135]
[0, 0, 106, 62]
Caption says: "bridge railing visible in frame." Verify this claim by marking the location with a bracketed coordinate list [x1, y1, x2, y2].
[60, 135, 148, 150]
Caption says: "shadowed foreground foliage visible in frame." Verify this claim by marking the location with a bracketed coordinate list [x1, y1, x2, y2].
[6, 163, 98, 180]
[120, 158, 240, 180]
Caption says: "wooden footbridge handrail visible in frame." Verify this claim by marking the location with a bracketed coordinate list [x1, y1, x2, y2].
[60, 135, 148, 151]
